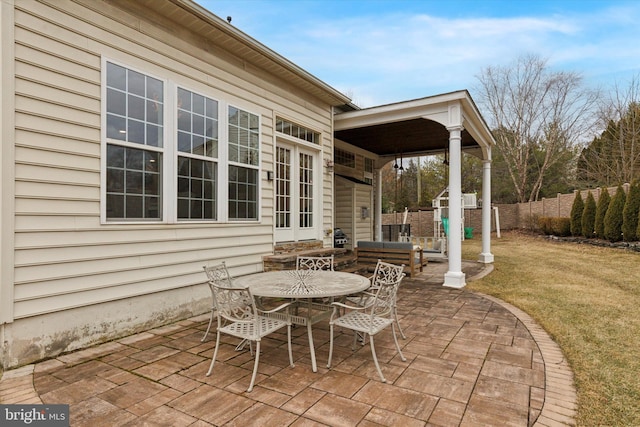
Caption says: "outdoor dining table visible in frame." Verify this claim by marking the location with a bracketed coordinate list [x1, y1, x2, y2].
[234, 269, 371, 372]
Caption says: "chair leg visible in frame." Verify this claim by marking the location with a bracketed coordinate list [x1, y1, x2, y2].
[206, 330, 222, 376]
[352, 330, 359, 350]
[287, 324, 294, 367]
[394, 306, 407, 339]
[306, 321, 318, 372]
[368, 335, 386, 383]
[201, 309, 214, 342]
[327, 323, 335, 368]
[247, 340, 261, 392]
[391, 324, 407, 362]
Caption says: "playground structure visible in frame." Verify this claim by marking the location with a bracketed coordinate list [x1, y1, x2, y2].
[398, 187, 477, 260]
[432, 187, 477, 240]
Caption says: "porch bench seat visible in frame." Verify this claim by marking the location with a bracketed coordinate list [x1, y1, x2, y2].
[410, 236, 447, 260]
[355, 241, 423, 277]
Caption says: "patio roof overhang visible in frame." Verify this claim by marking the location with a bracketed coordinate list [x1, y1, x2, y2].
[334, 90, 495, 165]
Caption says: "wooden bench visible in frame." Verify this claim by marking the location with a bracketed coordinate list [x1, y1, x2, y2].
[355, 241, 424, 277]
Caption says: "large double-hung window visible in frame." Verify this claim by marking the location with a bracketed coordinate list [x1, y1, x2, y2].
[228, 107, 259, 220]
[177, 88, 218, 220]
[105, 62, 163, 220]
[103, 60, 260, 223]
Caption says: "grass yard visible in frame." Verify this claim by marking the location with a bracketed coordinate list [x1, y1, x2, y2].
[462, 231, 640, 427]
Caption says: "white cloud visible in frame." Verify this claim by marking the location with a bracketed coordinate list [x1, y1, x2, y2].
[199, 0, 640, 107]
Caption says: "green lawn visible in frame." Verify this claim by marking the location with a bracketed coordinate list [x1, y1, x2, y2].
[463, 231, 640, 427]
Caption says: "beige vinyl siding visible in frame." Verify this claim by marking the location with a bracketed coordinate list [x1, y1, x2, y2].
[1, 0, 17, 323]
[354, 186, 373, 242]
[322, 134, 334, 244]
[334, 178, 354, 250]
[335, 176, 374, 249]
[10, 0, 334, 320]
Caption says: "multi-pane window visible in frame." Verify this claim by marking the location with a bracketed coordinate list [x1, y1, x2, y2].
[364, 157, 374, 184]
[177, 88, 218, 220]
[276, 147, 291, 228]
[106, 62, 163, 220]
[335, 148, 355, 168]
[104, 61, 261, 223]
[276, 117, 320, 144]
[228, 107, 259, 220]
[299, 152, 314, 228]
[177, 157, 217, 219]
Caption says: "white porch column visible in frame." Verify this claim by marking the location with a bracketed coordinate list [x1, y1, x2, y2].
[444, 125, 465, 288]
[479, 159, 494, 263]
[375, 168, 382, 241]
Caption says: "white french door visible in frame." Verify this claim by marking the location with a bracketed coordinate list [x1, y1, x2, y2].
[275, 143, 319, 242]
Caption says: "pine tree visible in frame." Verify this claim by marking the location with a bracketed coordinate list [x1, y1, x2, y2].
[569, 192, 584, 236]
[622, 182, 640, 241]
[594, 188, 610, 239]
[604, 185, 626, 242]
[582, 191, 597, 238]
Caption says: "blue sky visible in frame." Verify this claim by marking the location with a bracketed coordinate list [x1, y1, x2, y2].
[196, 0, 640, 107]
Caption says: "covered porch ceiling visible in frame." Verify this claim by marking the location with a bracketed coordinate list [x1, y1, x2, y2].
[334, 90, 495, 164]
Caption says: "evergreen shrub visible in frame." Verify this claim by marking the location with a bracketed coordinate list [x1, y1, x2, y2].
[582, 191, 597, 238]
[622, 182, 640, 242]
[595, 188, 610, 239]
[604, 185, 626, 242]
[570, 192, 584, 236]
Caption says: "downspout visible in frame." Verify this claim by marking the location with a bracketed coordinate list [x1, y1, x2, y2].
[375, 168, 382, 241]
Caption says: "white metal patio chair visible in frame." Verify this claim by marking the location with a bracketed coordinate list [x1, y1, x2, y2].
[348, 259, 408, 339]
[201, 261, 234, 342]
[296, 255, 335, 305]
[206, 283, 294, 392]
[327, 261, 406, 382]
[296, 254, 334, 271]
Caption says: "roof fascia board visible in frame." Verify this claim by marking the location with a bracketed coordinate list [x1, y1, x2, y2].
[334, 91, 471, 130]
[172, 0, 352, 106]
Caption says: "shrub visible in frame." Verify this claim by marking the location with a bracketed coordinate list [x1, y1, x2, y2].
[604, 185, 626, 242]
[526, 213, 541, 231]
[551, 217, 571, 236]
[622, 182, 640, 242]
[570, 191, 584, 236]
[582, 191, 597, 238]
[595, 188, 610, 239]
[538, 217, 553, 234]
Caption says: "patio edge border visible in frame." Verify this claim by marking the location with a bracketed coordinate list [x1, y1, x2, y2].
[477, 293, 577, 427]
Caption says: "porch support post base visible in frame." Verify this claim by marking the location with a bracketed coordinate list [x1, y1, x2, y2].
[443, 271, 466, 288]
[478, 252, 494, 264]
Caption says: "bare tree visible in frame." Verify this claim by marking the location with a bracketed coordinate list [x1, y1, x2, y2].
[578, 74, 640, 186]
[476, 54, 598, 202]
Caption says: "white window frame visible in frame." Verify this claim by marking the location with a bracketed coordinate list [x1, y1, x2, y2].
[100, 58, 262, 224]
[274, 117, 323, 242]
[175, 86, 220, 221]
[101, 59, 169, 224]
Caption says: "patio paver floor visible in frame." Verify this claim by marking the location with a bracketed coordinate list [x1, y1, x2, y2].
[0, 261, 576, 426]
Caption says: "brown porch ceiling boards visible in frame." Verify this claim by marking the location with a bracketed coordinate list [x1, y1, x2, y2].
[334, 117, 479, 158]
